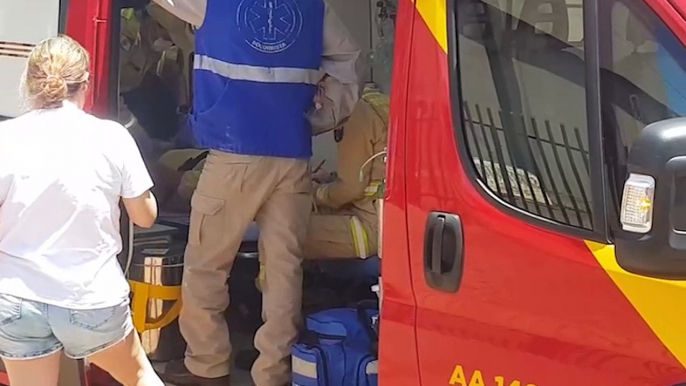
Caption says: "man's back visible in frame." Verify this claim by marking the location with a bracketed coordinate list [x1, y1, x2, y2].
[189, 0, 325, 158]
[152, 0, 362, 157]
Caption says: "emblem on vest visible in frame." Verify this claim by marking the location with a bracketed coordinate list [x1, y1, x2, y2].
[237, 0, 303, 54]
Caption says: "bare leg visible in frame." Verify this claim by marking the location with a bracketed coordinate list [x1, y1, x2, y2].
[2, 350, 61, 386]
[87, 331, 164, 386]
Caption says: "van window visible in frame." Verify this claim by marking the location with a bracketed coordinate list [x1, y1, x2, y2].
[369, 0, 396, 94]
[599, 0, 686, 209]
[453, 0, 592, 230]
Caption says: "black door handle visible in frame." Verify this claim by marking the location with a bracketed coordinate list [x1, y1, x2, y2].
[424, 212, 464, 293]
[429, 216, 445, 274]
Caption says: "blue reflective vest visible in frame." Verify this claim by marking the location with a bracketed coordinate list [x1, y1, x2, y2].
[191, 0, 324, 158]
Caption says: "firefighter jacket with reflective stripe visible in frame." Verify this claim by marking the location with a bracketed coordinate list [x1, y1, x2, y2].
[314, 89, 389, 228]
[191, 0, 325, 158]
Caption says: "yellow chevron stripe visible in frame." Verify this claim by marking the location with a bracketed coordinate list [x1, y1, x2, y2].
[413, 0, 448, 53]
[586, 240, 686, 367]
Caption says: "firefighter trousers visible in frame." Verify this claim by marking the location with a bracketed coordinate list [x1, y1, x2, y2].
[304, 208, 378, 259]
[258, 206, 378, 290]
[179, 150, 310, 386]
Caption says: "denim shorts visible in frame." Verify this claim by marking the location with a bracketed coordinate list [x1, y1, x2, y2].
[0, 294, 133, 360]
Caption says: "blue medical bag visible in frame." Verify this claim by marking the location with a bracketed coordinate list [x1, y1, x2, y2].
[292, 301, 379, 386]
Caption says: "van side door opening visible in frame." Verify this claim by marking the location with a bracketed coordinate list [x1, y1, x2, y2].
[109, 1, 398, 384]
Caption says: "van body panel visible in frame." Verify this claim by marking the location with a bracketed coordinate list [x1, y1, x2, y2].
[646, 0, 686, 47]
[66, 0, 115, 116]
[405, 0, 686, 384]
[378, 0, 422, 384]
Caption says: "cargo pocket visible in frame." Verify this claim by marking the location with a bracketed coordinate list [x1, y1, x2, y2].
[189, 193, 224, 245]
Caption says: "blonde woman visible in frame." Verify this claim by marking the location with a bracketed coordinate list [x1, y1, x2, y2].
[0, 35, 163, 386]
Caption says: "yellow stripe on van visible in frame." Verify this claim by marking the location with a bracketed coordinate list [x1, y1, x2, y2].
[413, 0, 448, 53]
[585, 241, 686, 368]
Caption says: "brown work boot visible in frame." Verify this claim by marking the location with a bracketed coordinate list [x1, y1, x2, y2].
[160, 359, 230, 386]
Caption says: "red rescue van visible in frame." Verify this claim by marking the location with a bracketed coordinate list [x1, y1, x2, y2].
[3, 0, 686, 385]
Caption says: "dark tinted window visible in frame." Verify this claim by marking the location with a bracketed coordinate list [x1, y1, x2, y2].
[599, 0, 686, 206]
[453, 0, 592, 229]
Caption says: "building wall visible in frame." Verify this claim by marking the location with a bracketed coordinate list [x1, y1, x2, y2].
[0, 0, 60, 118]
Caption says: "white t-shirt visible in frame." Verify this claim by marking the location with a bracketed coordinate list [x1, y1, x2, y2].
[0, 102, 153, 310]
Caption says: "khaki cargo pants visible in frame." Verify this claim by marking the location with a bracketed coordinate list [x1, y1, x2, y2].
[179, 150, 310, 386]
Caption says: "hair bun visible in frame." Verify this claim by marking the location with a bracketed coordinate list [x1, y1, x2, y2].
[42, 74, 68, 103]
[22, 35, 90, 110]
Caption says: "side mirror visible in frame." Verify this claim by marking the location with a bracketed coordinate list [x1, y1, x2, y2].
[616, 117, 686, 279]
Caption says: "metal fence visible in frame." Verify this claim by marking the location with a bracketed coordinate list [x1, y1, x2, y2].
[462, 101, 593, 229]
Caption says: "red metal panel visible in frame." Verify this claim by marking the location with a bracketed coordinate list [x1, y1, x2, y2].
[378, 0, 422, 384]
[669, 0, 686, 20]
[405, 1, 686, 384]
[65, 0, 113, 116]
[654, 0, 686, 45]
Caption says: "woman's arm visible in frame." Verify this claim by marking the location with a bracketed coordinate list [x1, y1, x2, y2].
[117, 123, 157, 228]
[123, 191, 158, 228]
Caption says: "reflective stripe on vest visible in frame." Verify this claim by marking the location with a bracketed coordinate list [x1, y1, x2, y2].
[190, 0, 324, 158]
[121, 8, 135, 20]
[365, 181, 382, 197]
[194, 54, 323, 85]
[350, 216, 371, 259]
